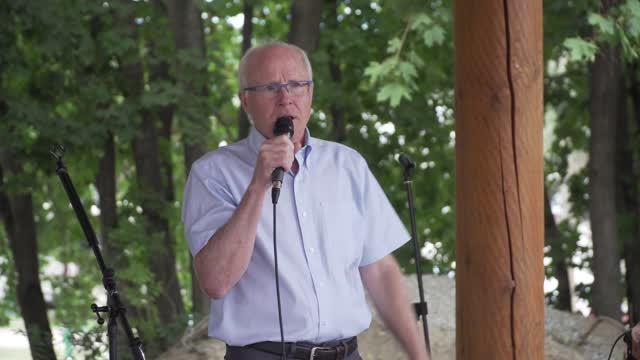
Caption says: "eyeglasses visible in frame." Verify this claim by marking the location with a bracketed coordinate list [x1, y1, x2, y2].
[243, 80, 313, 98]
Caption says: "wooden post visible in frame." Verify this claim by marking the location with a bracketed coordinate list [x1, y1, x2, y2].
[455, 0, 543, 358]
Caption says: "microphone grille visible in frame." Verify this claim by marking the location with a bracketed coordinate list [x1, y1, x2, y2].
[274, 116, 294, 138]
[399, 154, 415, 169]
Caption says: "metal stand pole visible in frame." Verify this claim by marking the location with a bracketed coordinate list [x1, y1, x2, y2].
[399, 154, 431, 357]
[51, 145, 145, 360]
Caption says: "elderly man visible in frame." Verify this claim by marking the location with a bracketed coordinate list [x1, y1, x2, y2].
[182, 41, 429, 360]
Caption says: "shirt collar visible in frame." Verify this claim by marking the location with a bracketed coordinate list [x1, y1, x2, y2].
[247, 127, 314, 169]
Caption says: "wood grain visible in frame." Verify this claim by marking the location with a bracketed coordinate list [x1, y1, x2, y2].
[455, 0, 543, 358]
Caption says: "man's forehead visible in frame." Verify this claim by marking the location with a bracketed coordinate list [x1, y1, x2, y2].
[247, 46, 308, 78]
[254, 45, 299, 61]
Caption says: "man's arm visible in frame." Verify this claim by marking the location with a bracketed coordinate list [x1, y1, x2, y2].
[359, 255, 430, 360]
[194, 183, 266, 299]
[192, 135, 294, 299]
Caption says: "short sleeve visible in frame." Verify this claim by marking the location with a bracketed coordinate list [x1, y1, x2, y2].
[359, 162, 411, 266]
[182, 163, 237, 257]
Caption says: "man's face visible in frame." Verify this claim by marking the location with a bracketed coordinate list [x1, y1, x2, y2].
[239, 46, 313, 145]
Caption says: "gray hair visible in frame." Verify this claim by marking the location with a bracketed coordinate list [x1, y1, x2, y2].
[238, 41, 313, 90]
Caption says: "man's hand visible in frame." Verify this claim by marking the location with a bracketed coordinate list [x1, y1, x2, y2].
[251, 135, 294, 189]
[632, 323, 640, 360]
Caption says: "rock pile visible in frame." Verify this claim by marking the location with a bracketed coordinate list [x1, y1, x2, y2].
[158, 275, 628, 359]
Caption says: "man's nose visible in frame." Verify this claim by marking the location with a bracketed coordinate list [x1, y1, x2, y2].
[276, 85, 292, 104]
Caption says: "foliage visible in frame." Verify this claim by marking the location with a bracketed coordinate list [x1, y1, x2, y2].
[364, 8, 449, 108]
[2, 0, 640, 357]
[560, 0, 640, 62]
[542, 0, 640, 315]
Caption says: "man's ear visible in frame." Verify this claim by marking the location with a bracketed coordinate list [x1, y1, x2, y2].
[238, 92, 249, 112]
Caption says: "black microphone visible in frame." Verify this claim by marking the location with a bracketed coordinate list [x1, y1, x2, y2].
[399, 154, 415, 169]
[271, 116, 294, 204]
[399, 154, 416, 182]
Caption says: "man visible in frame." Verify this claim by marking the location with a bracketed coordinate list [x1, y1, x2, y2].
[182, 41, 429, 360]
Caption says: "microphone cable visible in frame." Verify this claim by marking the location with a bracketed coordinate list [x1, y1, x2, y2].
[607, 330, 628, 360]
[272, 201, 286, 360]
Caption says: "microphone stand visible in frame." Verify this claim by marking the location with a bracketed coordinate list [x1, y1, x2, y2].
[399, 154, 432, 357]
[50, 145, 145, 360]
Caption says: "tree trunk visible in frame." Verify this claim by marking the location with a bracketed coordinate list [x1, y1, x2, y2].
[0, 163, 57, 360]
[158, 105, 175, 203]
[627, 62, 640, 324]
[96, 131, 138, 359]
[166, 0, 210, 170]
[614, 66, 635, 324]
[544, 188, 572, 311]
[588, 0, 623, 320]
[1, 95, 55, 360]
[148, 39, 176, 206]
[237, 0, 254, 141]
[327, 0, 347, 143]
[287, 0, 324, 54]
[455, 0, 544, 358]
[96, 132, 118, 258]
[166, 0, 211, 317]
[115, 6, 185, 352]
[130, 113, 185, 332]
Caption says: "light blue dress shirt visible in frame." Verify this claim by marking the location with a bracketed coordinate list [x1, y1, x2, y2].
[182, 127, 410, 346]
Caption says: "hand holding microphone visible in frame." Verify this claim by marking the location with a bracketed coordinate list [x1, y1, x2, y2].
[250, 117, 294, 198]
[270, 117, 294, 204]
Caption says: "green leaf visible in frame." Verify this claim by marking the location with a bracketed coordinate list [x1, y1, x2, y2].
[410, 13, 432, 30]
[619, 28, 639, 60]
[622, 0, 640, 38]
[377, 83, 412, 107]
[397, 61, 418, 82]
[423, 25, 446, 47]
[364, 61, 383, 83]
[386, 37, 402, 54]
[588, 12, 615, 36]
[407, 50, 425, 68]
[563, 37, 598, 62]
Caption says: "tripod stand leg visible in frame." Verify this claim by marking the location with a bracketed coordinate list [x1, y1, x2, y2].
[108, 309, 118, 359]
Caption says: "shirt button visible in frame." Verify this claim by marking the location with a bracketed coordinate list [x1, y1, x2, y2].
[302, 211, 307, 217]
[318, 281, 324, 287]
[309, 247, 315, 253]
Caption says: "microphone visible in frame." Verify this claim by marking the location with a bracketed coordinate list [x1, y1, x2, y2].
[271, 116, 294, 204]
[399, 154, 416, 169]
[399, 154, 415, 182]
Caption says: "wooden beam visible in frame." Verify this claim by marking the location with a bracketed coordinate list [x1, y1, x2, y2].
[455, 0, 544, 358]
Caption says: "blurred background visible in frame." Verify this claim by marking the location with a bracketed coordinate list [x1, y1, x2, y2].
[1, 0, 639, 358]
